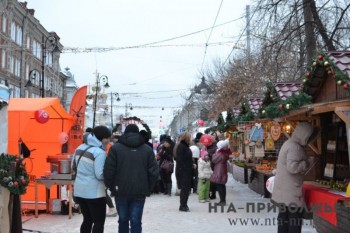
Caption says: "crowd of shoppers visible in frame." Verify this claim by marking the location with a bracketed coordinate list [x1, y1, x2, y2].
[73, 125, 234, 232]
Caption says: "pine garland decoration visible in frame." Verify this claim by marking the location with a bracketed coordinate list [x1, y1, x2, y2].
[259, 93, 312, 119]
[0, 153, 29, 195]
[302, 51, 350, 94]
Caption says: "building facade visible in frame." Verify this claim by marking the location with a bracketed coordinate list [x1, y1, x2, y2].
[0, 0, 65, 100]
[169, 77, 214, 138]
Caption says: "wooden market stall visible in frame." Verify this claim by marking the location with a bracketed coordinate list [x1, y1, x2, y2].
[284, 51, 350, 233]
[247, 51, 350, 233]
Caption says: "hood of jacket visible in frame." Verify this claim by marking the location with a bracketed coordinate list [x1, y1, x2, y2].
[86, 134, 105, 149]
[291, 122, 314, 146]
[118, 132, 145, 148]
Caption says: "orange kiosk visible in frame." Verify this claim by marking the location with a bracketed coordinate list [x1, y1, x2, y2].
[7, 98, 74, 204]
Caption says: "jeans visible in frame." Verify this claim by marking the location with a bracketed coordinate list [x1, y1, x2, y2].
[75, 197, 106, 233]
[115, 197, 146, 233]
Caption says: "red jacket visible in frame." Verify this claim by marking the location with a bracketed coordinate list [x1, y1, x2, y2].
[210, 148, 231, 184]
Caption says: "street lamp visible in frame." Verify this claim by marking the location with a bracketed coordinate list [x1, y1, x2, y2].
[110, 92, 121, 129]
[92, 74, 110, 128]
[41, 35, 61, 98]
[25, 69, 41, 89]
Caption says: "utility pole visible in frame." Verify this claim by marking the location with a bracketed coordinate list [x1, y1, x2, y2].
[246, 5, 251, 58]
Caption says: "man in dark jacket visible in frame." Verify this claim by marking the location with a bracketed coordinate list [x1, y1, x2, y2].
[104, 124, 159, 233]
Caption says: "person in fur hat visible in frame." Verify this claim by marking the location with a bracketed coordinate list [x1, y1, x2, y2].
[210, 139, 231, 206]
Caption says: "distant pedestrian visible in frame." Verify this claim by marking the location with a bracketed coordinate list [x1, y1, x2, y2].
[174, 132, 193, 212]
[104, 124, 159, 233]
[82, 127, 93, 144]
[159, 136, 174, 196]
[206, 135, 218, 199]
[191, 133, 203, 194]
[140, 129, 153, 149]
[72, 125, 112, 233]
[210, 139, 231, 206]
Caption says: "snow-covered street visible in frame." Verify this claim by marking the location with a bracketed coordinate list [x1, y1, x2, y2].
[22, 175, 317, 233]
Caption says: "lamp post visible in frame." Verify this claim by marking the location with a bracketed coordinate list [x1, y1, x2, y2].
[110, 92, 120, 129]
[41, 35, 61, 98]
[125, 103, 133, 117]
[92, 74, 110, 128]
[25, 69, 41, 89]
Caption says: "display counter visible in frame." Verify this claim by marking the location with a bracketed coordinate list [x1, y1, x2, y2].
[232, 163, 249, 184]
[248, 168, 273, 198]
[302, 183, 350, 233]
[34, 178, 74, 219]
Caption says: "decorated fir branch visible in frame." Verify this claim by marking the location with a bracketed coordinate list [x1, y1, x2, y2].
[0, 153, 29, 195]
[207, 100, 255, 133]
[303, 51, 350, 94]
[262, 82, 280, 107]
[258, 93, 312, 119]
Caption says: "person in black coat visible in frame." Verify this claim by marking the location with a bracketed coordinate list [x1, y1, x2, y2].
[159, 136, 174, 196]
[140, 130, 153, 150]
[104, 124, 159, 233]
[206, 136, 218, 199]
[174, 132, 193, 212]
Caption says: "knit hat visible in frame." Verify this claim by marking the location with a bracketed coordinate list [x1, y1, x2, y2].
[139, 130, 150, 141]
[159, 134, 167, 142]
[124, 124, 139, 134]
[217, 139, 229, 150]
[194, 132, 203, 143]
[92, 126, 112, 141]
[162, 136, 172, 144]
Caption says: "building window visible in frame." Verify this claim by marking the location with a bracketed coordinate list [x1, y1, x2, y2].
[24, 89, 29, 98]
[9, 55, 14, 74]
[1, 50, 6, 69]
[16, 25, 22, 45]
[32, 40, 41, 59]
[2, 15, 7, 33]
[200, 108, 209, 121]
[9, 85, 20, 98]
[15, 58, 20, 77]
[26, 36, 30, 49]
[10, 22, 15, 41]
[25, 64, 29, 80]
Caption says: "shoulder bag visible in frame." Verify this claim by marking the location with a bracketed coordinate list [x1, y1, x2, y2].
[72, 145, 92, 180]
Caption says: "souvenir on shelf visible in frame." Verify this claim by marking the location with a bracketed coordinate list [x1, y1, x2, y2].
[265, 133, 275, 151]
[245, 122, 265, 158]
[270, 122, 282, 141]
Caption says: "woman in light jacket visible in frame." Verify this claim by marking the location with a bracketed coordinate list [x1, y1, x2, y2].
[272, 122, 318, 233]
[72, 126, 111, 233]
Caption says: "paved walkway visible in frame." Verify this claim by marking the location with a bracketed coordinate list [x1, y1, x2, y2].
[22, 175, 318, 233]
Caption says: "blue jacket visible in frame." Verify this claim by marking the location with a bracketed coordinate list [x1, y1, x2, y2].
[71, 134, 106, 199]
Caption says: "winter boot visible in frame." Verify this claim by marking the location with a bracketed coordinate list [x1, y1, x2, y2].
[163, 183, 168, 195]
[167, 183, 172, 196]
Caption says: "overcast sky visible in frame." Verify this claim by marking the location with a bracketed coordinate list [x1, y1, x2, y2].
[25, 0, 251, 133]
